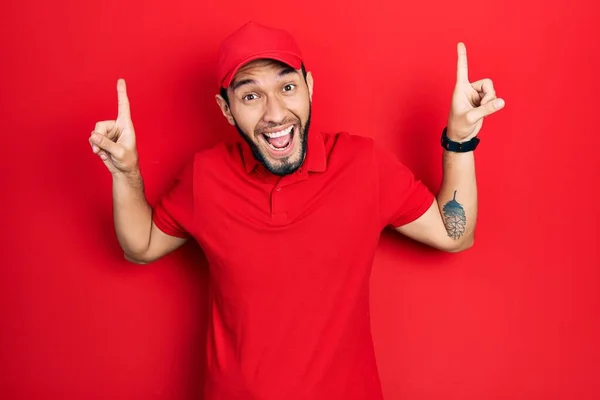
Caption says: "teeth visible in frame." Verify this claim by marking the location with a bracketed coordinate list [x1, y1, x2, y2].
[264, 126, 293, 138]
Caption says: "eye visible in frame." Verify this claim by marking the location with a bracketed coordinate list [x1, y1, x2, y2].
[243, 93, 258, 102]
[283, 84, 296, 92]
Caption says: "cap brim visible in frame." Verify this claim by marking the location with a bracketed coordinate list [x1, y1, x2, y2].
[221, 52, 303, 88]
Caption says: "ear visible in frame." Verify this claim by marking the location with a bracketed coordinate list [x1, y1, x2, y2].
[215, 94, 236, 126]
[306, 71, 314, 101]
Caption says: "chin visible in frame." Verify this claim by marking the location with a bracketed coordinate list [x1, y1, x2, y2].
[256, 123, 307, 176]
[234, 109, 312, 176]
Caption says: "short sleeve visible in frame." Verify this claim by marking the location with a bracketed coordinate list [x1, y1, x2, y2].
[374, 143, 435, 228]
[152, 157, 196, 238]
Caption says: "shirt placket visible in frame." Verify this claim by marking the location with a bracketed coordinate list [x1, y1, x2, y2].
[269, 166, 308, 224]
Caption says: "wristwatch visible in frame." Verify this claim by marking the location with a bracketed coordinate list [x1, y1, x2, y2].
[441, 127, 480, 152]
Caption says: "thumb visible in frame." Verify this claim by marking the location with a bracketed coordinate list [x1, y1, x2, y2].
[90, 132, 125, 160]
[467, 98, 505, 122]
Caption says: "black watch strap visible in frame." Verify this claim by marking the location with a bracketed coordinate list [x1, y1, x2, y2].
[441, 127, 480, 152]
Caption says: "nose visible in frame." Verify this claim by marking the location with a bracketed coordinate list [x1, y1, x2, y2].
[262, 94, 286, 125]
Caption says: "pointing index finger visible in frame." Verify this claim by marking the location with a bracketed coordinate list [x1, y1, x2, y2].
[117, 78, 131, 119]
[456, 42, 469, 83]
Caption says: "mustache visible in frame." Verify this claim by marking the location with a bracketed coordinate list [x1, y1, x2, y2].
[254, 118, 300, 134]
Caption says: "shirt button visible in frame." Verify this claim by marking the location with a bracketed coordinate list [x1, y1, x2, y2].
[276, 187, 282, 192]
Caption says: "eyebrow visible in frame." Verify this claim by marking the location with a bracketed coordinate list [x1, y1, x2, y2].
[232, 67, 300, 92]
[232, 78, 256, 92]
[278, 67, 298, 78]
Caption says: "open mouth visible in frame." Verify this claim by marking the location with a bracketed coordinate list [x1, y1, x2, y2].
[260, 125, 295, 155]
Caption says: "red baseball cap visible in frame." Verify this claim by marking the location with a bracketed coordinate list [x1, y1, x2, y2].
[217, 21, 304, 89]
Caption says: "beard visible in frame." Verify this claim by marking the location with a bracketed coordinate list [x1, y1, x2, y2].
[234, 106, 312, 176]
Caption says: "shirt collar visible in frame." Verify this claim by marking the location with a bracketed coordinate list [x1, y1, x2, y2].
[239, 128, 327, 175]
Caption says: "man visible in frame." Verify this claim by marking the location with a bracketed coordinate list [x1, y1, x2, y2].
[89, 21, 504, 400]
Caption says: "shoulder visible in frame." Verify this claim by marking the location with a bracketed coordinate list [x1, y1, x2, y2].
[325, 131, 409, 160]
[321, 131, 375, 148]
[177, 141, 251, 187]
[189, 141, 229, 161]
[321, 131, 378, 161]
[321, 131, 391, 170]
[161, 143, 228, 186]
[184, 141, 241, 168]
[320, 131, 415, 177]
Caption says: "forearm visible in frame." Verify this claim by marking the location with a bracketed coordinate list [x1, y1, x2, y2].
[437, 149, 477, 249]
[112, 169, 153, 258]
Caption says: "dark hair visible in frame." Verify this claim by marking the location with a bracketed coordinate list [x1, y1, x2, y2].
[220, 62, 307, 105]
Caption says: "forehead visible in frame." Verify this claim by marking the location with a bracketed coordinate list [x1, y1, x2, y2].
[231, 59, 298, 85]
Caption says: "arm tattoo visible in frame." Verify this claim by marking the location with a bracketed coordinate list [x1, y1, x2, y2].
[442, 190, 466, 240]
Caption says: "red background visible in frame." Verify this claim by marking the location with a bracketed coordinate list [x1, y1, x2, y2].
[1, 0, 599, 399]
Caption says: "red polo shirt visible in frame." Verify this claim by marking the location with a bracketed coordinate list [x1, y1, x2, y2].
[152, 129, 434, 399]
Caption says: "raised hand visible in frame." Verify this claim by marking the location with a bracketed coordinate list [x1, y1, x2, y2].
[447, 43, 505, 142]
[89, 79, 139, 175]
